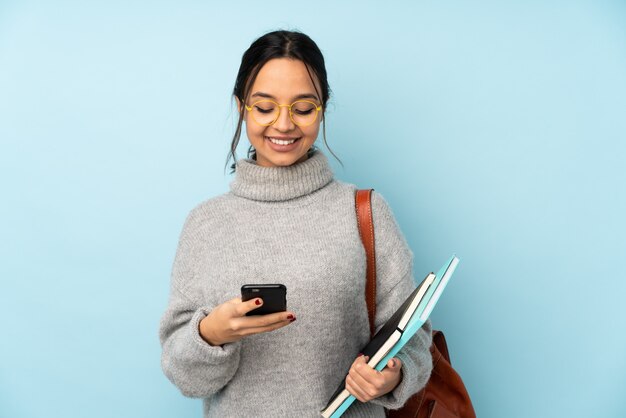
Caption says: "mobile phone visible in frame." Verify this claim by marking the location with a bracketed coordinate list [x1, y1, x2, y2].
[241, 284, 287, 316]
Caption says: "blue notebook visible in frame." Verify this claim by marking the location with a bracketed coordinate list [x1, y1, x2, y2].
[320, 255, 460, 418]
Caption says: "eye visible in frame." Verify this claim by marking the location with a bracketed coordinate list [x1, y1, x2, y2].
[255, 106, 274, 114]
[292, 102, 316, 115]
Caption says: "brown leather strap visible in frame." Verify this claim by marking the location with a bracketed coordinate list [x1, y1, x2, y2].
[355, 189, 377, 337]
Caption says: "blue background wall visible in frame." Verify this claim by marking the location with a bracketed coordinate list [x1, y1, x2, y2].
[1, 1, 625, 417]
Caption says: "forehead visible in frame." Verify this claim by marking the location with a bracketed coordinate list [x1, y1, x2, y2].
[250, 58, 320, 100]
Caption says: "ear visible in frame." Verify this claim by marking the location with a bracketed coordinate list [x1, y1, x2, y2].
[235, 96, 243, 115]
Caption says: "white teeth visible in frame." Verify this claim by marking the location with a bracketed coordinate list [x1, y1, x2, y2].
[267, 137, 298, 145]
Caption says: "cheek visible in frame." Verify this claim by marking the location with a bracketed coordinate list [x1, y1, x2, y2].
[300, 123, 322, 138]
[302, 122, 321, 139]
[244, 118, 265, 139]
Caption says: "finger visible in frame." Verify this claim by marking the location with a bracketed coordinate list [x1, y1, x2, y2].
[236, 317, 294, 337]
[385, 357, 402, 371]
[351, 352, 372, 368]
[379, 357, 402, 380]
[231, 311, 296, 334]
[351, 353, 364, 366]
[238, 311, 296, 328]
[345, 374, 369, 403]
[247, 311, 295, 330]
[350, 354, 369, 367]
[257, 310, 296, 324]
[353, 355, 381, 380]
[349, 360, 381, 398]
[237, 297, 264, 316]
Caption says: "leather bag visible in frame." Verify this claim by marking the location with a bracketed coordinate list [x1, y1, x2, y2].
[355, 189, 476, 418]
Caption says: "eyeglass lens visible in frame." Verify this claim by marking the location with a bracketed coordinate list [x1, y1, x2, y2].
[249, 100, 318, 126]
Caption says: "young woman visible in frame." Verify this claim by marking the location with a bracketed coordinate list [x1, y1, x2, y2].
[159, 30, 433, 417]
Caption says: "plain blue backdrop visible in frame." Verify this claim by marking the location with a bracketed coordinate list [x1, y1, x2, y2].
[1, 1, 625, 417]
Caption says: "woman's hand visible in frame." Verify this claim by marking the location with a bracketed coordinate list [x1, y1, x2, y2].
[198, 297, 296, 346]
[345, 354, 403, 403]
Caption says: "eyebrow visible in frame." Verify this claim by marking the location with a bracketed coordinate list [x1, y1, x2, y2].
[250, 91, 320, 101]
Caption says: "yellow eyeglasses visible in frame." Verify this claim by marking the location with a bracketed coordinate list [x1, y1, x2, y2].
[244, 100, 322, 127]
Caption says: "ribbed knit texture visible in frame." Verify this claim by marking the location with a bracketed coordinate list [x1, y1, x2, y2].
[159, 149, 433, 418]
[230, 148, 333, 202]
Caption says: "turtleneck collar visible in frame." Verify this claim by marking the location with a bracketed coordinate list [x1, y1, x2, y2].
[229, 149, 334, 202]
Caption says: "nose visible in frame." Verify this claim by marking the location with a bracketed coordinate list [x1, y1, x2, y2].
[273, 105, 296, 132]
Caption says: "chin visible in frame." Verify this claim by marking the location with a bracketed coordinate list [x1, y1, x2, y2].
[257, 153, 306, 168]
[274, 155, 304, 167]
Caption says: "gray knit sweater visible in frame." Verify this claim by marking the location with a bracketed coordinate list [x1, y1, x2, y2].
[158, 149, 433, 418]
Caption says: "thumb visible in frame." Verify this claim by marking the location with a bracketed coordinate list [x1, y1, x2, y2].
[387, 357, 402, 370]
[241, 297, 263, 315]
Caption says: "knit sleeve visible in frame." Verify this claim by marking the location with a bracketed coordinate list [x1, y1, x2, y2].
[158, 206, 242, 398]
[366, 191, 433, 410]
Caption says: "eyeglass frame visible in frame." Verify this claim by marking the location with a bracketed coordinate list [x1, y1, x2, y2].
[244, 99, 323, 127]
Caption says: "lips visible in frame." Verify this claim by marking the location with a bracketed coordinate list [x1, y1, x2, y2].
[264, 136, 302, 151]
[265, 136, 300, 141]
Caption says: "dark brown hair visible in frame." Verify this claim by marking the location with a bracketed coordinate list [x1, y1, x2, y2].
[225, 29, 342, 174]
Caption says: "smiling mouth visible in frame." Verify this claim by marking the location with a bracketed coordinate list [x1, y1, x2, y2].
[265, 136, 301, 145]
